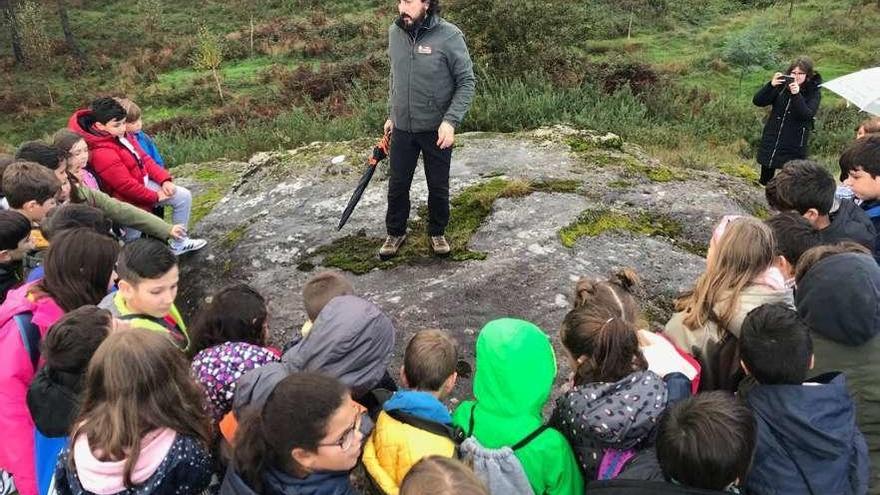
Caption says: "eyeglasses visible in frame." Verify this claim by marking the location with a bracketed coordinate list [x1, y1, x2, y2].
[317, 406, 364, 452]
[790, 71, 807, 76]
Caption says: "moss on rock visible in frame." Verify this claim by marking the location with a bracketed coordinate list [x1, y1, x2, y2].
[559, 208, 706, 256]
[306, 177, 582, 274]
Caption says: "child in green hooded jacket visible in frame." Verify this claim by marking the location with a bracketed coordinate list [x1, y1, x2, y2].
[452, 318, 584, 495]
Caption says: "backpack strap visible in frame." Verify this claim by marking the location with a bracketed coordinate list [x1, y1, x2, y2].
[512, 424, 549, 451]
[14, 311, 40, 370]
[467, 404, 548, 451]
[386, 409, 464, 443]
[118, 312, 173, 329]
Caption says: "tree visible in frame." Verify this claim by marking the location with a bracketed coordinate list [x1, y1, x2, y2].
[721, 22, 780, 92]
[137, 0, 164, 39]
[192, 25, 225, 103]
[56, 0, 85, 68]
[16, 0, 52, 69]
[1, 0, 26, 65]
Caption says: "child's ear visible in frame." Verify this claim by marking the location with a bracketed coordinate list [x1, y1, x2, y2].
[443, 372, 458, 396]
[740, 360, 751, 376]
[808, 354, 815, 371]
[93, 121, 108, 133]
[0, 250, 11, 264]
[118, 279, 134, 298]
[291, 447, 316, 471]
[802, 208, 820, 223]
[399, 365, 409, 389]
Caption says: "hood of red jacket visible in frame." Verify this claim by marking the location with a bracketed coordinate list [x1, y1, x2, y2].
[68, 109, 117, 149]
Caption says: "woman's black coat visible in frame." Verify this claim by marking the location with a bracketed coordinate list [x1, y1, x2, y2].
[753, 73, 823, 169]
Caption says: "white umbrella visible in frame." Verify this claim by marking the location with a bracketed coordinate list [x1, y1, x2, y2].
[820, 67, 880, 116]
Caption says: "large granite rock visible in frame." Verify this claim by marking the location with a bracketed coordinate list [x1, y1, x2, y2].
[174, 126, 765, 401]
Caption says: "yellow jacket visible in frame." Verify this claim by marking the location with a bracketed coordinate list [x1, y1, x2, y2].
[362, 410, 456, 494]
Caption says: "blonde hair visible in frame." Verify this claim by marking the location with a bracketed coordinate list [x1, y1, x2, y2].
[675, 217, 775, 331]
[114, 97, 141, 123]
[400, 456, 488, 495]
[859, 117, 880, 136]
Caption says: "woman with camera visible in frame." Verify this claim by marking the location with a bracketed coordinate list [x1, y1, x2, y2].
[753, 56, 823, 185]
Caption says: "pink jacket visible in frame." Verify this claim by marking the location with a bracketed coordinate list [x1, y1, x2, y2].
[0, 283, 65, 495]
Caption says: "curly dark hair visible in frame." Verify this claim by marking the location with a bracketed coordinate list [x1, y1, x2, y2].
[428, 0, 441, 15]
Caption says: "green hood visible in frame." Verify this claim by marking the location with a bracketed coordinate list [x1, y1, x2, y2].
[454, 318, 557, 442]
[473, 318, 557, 417]
[453, 319, 583, 495]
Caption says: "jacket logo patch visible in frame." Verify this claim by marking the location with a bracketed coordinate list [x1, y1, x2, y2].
[417, 45, 432, 55]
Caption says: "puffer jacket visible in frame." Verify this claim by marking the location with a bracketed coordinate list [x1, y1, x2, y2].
[451, 319, 584, 495]
[0, 282, 65, 495]
[191, 341, 280, 422]
[362, 391, 455, 494]
[68, 109, 171, 210]
[551, 371, 668, 480]
[818, 199, 876, 251]
[753, 73, 823, 169]
[55, 430, 213, 495]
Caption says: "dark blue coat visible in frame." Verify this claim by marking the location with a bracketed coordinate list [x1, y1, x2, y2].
[220, 466, 357, 495]
[744, 372, 869, 495]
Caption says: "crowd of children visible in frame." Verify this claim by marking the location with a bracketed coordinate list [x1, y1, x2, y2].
[0, 98, 879, 495]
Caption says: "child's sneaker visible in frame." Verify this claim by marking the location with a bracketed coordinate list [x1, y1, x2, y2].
[170, 237, 207, 256]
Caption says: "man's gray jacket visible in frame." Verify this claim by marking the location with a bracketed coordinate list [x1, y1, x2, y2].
[388, 14, 476, 133]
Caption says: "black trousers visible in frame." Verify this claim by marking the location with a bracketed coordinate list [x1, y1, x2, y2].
[385, 128, 453, 236]
[759, 165, 777, 186]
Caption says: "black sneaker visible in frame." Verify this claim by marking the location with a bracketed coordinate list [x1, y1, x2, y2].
[379, 234, 406, 260]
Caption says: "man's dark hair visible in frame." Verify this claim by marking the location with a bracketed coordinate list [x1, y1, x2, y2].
[765, 160, 835, 215]
[41, 204, 113, 242]
[115, 238, 178, 285]
[764, 212, 820, 267]
[427, 0, 441, 15]
[89, 96, 127, 125]
[0, 210, 32, 251]
[2, 161, 60, 209]
[42, 305, 112, 372]
[841, 134, 880, 178]
[656, 392, 756, 490]
[14, 141, 63, 171]
[741, 303, 813, 385]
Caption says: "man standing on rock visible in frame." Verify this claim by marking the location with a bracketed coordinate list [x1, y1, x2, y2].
[379, 0, 476, 260]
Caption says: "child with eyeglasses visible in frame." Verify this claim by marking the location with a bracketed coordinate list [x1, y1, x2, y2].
[222, 373, 368, 495]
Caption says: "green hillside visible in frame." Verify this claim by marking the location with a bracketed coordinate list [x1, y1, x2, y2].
[1, 0, 878, 177]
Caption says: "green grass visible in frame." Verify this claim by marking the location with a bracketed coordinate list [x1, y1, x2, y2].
[1, 0, 878, 184]
[306, 178, 581, 274]
[559, 209, 707, 256]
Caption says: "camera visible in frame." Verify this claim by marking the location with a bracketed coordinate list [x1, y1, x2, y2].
[780, 74, 796, 84]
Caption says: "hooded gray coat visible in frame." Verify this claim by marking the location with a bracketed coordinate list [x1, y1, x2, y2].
[233, 295, 395, 416]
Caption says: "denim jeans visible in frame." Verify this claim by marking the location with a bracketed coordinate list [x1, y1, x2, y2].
[123, 180, 193, 242]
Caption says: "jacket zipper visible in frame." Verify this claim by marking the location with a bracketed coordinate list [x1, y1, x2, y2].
[800, 127, 806, 147]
